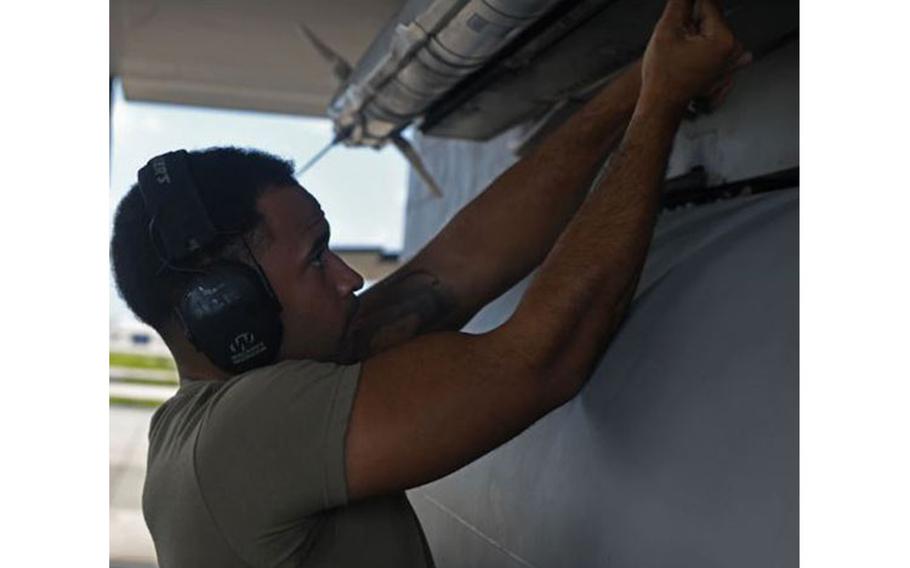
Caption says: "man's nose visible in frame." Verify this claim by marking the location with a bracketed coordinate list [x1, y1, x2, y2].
[331, 252, 364, 296]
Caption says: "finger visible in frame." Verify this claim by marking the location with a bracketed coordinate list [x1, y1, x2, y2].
[709, 79, 735, 109]
[707, 73, 733, 97]
[697, 0, 729, 37]
[722, 41, 744, 70]
[660, 0, 696, 26]
[731, 50, 753, 70]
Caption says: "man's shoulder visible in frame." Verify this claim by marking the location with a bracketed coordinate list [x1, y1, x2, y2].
[147, 357, 361, 487]
[152, 359, 354, 431]
[162, 358, 362, 553]
[193, 358, 362, 445]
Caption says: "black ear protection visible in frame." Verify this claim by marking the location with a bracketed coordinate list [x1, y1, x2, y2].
[137, 150, 283, 373]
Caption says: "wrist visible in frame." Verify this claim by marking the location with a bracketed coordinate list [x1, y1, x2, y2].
[632, 92, 687, 126]
[620, 59, 643, 86]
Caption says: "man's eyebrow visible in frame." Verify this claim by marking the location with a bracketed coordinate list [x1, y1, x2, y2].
[307, 226, 331, 257]
[300, 211, 325, 232]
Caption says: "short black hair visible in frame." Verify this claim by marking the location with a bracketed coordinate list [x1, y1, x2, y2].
[111, 146, 297, 332]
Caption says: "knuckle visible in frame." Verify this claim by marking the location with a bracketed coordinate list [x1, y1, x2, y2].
[716, 32, 736, 54]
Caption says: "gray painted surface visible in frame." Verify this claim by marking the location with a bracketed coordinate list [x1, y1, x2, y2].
[422, 0, 797, 142]
[403, 39, 798, 252]
[665, 41, 799, 184]
[402, 41, 798, 568]
[111, 406, 159, 565]
[110, 0, 409, 116]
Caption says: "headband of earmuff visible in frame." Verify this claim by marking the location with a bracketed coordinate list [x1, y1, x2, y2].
[137, 150, 283, 373]
[137, 150, 219, 261]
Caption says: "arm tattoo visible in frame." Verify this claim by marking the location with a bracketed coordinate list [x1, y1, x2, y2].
[345, 270, 457, 360]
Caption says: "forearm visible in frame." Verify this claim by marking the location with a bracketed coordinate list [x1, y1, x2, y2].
[506, 100, 684, 399]
[473, 60, 643, 225]
[415, 62, 643, 323]
[509, 0, 746, 394]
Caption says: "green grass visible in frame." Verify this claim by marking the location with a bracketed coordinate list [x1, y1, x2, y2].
[110, 351, 176, 371]
[109, 351, 176, 409]
[110, 376, 179, 387]
[109, 396, 164, 409]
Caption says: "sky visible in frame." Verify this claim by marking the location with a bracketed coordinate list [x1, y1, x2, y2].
[109, 80, 409, 325]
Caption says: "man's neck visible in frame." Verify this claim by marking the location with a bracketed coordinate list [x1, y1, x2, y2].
[176, 360, 230, 383]
[161, 322, 231, 383]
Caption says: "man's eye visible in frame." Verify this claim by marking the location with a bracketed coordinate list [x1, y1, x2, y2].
[311, 248, 327, 267]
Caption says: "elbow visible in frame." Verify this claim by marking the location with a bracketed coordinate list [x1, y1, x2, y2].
[496, 309, 621, 410]
[486, 322, 596, 412]
[536, 357, 596, 409]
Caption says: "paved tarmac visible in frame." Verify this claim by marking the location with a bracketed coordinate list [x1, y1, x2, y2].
[110, 366, 178, 405]
[110, 382, 178, 401]
[110, 405, 158, 566]
[110, 367, 177, 382]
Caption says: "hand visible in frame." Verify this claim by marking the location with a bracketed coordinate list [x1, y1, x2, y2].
[640, 0, 750, 113]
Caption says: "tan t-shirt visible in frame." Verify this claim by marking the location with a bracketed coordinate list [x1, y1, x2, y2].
[142, 359, 435, 567]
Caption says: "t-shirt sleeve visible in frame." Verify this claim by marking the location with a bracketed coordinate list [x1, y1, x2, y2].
[194, 359, 361, 559]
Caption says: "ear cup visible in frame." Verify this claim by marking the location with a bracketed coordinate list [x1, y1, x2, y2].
[177, 263, 283, 373]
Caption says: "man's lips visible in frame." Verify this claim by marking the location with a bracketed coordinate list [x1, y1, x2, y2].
[345, 295, 361, 329]
[337, 295, 362, 362]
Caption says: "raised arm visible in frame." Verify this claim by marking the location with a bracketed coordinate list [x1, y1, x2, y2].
[345, 0, 746, 500]
[344, 60, 643, 359]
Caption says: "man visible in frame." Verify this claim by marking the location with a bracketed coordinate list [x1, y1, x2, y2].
[111, 0, 748, 565]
